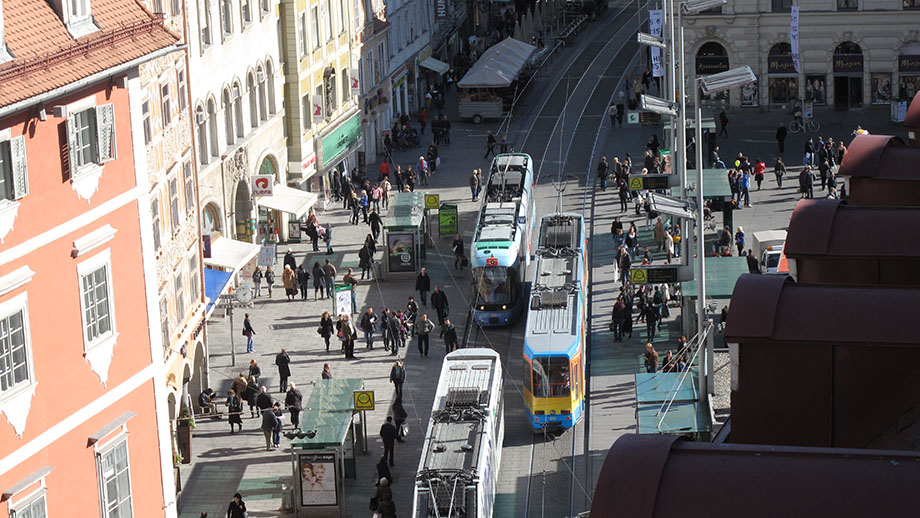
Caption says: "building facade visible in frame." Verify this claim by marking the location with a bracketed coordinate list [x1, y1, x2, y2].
[354, 2, 391, 161]
[681, 0, 920, 111]
[385, 0, 433, 119]
[185, 0, 291, 252]
[280, 0, 362, 208]
[135, 0, 209, 456]
[0, 1, 180, 516]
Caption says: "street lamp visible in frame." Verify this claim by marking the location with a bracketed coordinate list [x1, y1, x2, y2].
[692, 65, 756, 404]
[680, 0, 727, 14]
[640, 94, 679, 117]
[637, 32, 668, 49]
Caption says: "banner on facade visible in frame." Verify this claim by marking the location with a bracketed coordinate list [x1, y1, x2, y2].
[350, 68, 360, 96]
[312, 95, 324, 123]
[435, 0, 449, 23]
[251, 175, 274, 197]
[649, 10, 663, 78]
[790, 7, 801, 74]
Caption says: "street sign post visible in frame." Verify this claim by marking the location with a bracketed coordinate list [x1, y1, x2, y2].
[424, 194, 440, 210]
[629, 266, 693, 285]
[353, 390, 375, 452]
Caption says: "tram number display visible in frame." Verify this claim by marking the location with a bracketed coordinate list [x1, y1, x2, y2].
[486, 257, 499, 267]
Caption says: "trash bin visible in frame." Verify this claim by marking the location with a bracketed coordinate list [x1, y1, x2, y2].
[372, 260, 385, 281]
[281, 484, 294, 511]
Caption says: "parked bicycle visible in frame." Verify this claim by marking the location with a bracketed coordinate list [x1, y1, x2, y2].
[790, 116, 820, 133]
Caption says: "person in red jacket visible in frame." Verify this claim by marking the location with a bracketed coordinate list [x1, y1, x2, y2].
[753, 158, 766, 190]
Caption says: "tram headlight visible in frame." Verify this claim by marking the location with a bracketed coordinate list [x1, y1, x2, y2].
[502, 305, 507, 310]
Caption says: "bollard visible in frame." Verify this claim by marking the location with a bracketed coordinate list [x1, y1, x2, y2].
[281, 483, 294, 511]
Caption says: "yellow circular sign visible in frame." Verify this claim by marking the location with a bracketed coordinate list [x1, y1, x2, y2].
[424, 194, 440, 209]
[628, 177, 643, 191]
[630, 269, 648, 284]
[354, 390, 375, 411]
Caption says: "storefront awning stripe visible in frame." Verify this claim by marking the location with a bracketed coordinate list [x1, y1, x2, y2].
[204, 267, 234, 318]
[203, 237, 261, 272]
[257, 184, 318, 219]
[420, 56, 450, 75]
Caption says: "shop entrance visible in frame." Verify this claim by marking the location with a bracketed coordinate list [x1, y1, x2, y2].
[833, 42, 864, 110]
[834, 76, 862, 110]
[234, 181, 254, 242]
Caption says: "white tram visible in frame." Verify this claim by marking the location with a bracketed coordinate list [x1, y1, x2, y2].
[412, 349, 505, 518]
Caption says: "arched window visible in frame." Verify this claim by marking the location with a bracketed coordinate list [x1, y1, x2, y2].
[257, 65, 268, 121]
[834, 41, 862, 55]
[232, 82, 244, 137]
[248, 73, 258, 128]
[259, 156, 276, 178]
[196, 105, 208, 164]
[221, 0, 232, 35]
[266, 61, 277, 114]
[222, 88, 234, 146]
[201, 203, 221, 237]
[207, 98, 219, 157]
[768, 43, 796, 105]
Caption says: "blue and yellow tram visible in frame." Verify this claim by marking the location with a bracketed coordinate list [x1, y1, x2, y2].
[470, 153, 535, 327]
[523, 213, 588, 430]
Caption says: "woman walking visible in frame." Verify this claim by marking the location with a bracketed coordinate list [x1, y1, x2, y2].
[283, 264, 296, 300]
[226, 389, 243, 432]
[319, 311, 335, 351]
[297, 265, 310, 300]
[264, 266, 275, 297]
[252, 266, 263, 297]
[227, 493, 247, 518]
[312, 262, 326, 300]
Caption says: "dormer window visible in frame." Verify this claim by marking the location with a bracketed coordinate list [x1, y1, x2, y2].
[53, 0, 98, 38]
[0, 0, 15, 64]
[71, 0, 89, 20]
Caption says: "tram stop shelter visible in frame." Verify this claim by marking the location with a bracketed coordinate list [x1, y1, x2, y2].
[676, 168, 734, 232]
[289, 378, 364, 517]
[385, 192, 429, 278]
[634, 372, 706, 438]
[680, 256, 747, 340]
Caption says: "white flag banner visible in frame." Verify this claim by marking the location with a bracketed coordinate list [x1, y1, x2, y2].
[649, 9, 664, 78]
[790, 6, 801, 74]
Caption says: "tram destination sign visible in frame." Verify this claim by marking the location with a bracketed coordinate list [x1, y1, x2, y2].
[630, 266, 682, 285]
[628, 174, 673, 191]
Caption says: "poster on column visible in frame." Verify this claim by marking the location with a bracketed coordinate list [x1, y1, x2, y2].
[649, 10, 663, 78]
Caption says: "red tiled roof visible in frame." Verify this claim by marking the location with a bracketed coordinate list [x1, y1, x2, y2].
[0, 0, 180, 107]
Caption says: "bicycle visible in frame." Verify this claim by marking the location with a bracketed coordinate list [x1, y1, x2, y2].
[789, 116, 820, 133]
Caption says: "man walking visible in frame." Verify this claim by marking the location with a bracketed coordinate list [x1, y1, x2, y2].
[597, 156, 609, 191]
[285, 382, 303, 428]
[243, 313, 256, 353]
[380, 416, 398, 466]
[718, 108, 729, 138]
[441, 318, 458, 353]
[275, 348, 291, 393]
[776, 122, 788, 153]
[431, 286, 449, 325]
[390, 360, 406, 400]
[260, 406, 280, 451]
[360, 307, 378, 349]
[452, 234, 465, 270]
[417, 314, 434, 356]
[612, 296, 626, 342]
[415, 267, 431, 306]
[484, 131, 496, 159]
[323, 259, 337, 298]
[469, 169, 481, 201]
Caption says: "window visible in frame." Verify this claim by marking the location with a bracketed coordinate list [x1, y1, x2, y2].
[141, 101, 151, 145]
[159, 297, 169, 351]
[97, 438, 132, 518]
[188, 254, 200, 304]
[221, 0, 232, 35]
[771, 0, 792, 11]
[200, 0, 212, 46]
[301, 94, 311, 130]
[341, 68, 350, 104]
[377, 42, 386, 82]
[209, 98, 222, 152]
[151, 199, 161, 251]
[67, 104, 116, 174]
[0, 306, 30, 396]
[222, 90, 234, 145]
[338, 0, 345, 34]
[232, 87, 244, 137]
[0, 135, 28, 201]
[161, 83, 172, 127]
[838, 0, 857, 9]
[71, 0, 90, 20]
[177, 69, 187, 111]
[530, 356, 571, 398]
[196, 106, 209, 164]
[175, 273, 186, 319]
[366, 50, 375, 87]
[171, 0, 181, 16]
[248, 74, 258, 128]
[323, 68, 337, 116]
[907, 0, 920, 8]
[257, 67, 268, 121]
[241, 0, 252, 23]
[12, 492, 46, 518]
[169, 177, 181, 233]
[325, 0, 333, 40]
[311, 6, 320, 48]
[80, 263, 112, 345]
[299, 12, 308, 55]
[266, 61, 276, 113]
[183, 162, 196, 215]
[261, 0, 270, 14]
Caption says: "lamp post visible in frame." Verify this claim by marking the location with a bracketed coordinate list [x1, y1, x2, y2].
[694, 66, 756, 406]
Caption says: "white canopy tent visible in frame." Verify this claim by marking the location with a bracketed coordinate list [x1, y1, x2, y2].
[203, 237, 260, 272]
[256, 184, 318, 219]
[458, 38, 537, 89]
[419, 56, 450, 75]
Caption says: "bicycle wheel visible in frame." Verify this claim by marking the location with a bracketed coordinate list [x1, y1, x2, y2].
[789, 120, 803, 133]
[806, 119, 820, 132]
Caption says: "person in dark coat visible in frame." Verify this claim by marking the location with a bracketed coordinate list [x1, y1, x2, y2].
[376, 456, 393, 486]
[243, 313, 256, 353]
[380, 416, 398, 466]
[415, 267, 431, 306]
[775, 122, 788, 153]
[260, 406, 280, 450]
[322, 363, 333, 379]
[256, 386, 273, 416]
[451, 234, 465, 270]
[319, 311, 335, 351]
[389, 360, 406, 400]
[324, 223, 334, 254]
[386, 312, 402, 354]
[226, 389, 243, 432]
[430, 285, 449, 325]
[275, 349, 291, 393]
[306, 221, 320, 251]
[245, 376, 259, 418]
[311, 262, 325, 300]
[248, 359, 261, 383]
[359, 244, 373, 280]
[296, 265, 310, 300]
[283, 248, 297, 271]
[285, 382, 303, 428]
[392, 398, 408, 442]
[440, 318, 458, 353]
[645, 304, 659, 340]
[227, 493, 247, 518]
[360, 307, 378, 349]
[369, 210, 383, 241]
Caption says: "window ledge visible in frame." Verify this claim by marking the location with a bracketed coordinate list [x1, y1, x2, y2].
[71, 163, 104, 201]
[85, 332, 119, 385]
[72, 225, 118, 258]
[0, 265, 35, 297]
[0, 199, 21, 243]
[0, 382, 38, 437]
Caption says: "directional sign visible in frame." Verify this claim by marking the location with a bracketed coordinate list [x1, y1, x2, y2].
[424, 194, 440, 210]
[631, 267, 682, 285]
[354, 390, 375, 411]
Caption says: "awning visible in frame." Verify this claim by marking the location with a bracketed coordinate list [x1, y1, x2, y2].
[203, 237, 260, 272]
[257, 184, 318, 219]
[204, 267, 233, 318]
[458, 37, 537, 88]
[419, 56, 450, 75]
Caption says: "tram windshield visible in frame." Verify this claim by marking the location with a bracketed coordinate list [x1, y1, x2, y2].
[472, 267, 517, 307]
[530, 356, 571, 398]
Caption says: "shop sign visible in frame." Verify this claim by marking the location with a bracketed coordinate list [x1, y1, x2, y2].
[439, 204, 458, 235]
[767, 55, 796, 74]
[833, 54, 863, 73]
[350, 68, 360, 96]
[312, 95, 324, 123]
[321, 113, 361, 168]
[387, 232, 416, 273]
[298, 452, 338, 507]
[695, 56, 729, 75]
[251, 175, 274, 197]
[302, 153, 317, 177]
[435, 0, 449, 22]
[899, 54, 920, 73]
